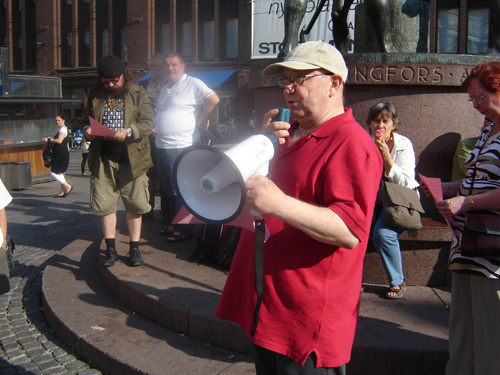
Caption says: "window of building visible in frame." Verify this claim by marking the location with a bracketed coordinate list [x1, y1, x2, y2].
[83, 30, 91, 66]
[112, 0, 127, 60]
[78, 0, 90, 66]
[177, 0, 191, 60]
[102, 29, 109, 57]
[63, 32, 72, 67]
[432, 0, 490, 54]
[96, 0, 109, 60]
[61, 0, 73, 68]
[203, 21, 215, 60]
[24, 0, 36, 70]
[199, 0, 215, 61]
[181, 22, 192, 59]
[467, 8, 488, 53]
[155, 0, 170, 54]
[225, 18, 238, 59]
[120, 27, 127, 63]
[160, 23, 171, 55]
[437, 9, 458, 53]
[219, 0, 238, 60]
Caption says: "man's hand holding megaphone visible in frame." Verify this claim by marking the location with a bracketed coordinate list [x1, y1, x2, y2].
[244, 108, 292, 215]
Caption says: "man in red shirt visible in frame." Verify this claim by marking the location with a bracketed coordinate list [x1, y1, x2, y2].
[215, 41, 383, 374]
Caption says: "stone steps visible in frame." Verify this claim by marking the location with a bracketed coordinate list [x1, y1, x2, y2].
[41, 218, 451, 375]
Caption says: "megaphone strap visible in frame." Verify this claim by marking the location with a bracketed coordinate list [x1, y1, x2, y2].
[251, 219, 265, 336]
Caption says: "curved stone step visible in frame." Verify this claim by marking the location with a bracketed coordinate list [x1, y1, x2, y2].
[41, 238, 254, 375]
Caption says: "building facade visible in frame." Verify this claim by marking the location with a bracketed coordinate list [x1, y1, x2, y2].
[0, 0, 494, 134]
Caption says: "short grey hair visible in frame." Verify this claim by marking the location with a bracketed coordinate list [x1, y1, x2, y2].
[365, 101, 400, 132]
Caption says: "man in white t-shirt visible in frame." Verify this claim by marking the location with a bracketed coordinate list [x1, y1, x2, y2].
[0, 178, 12, 294]
[155, 52, 220, 242]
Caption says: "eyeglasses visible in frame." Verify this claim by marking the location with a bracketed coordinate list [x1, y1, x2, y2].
[468, 92, 489, 105]
[276, 73, 333, 89]
[102, 77, 121, 85]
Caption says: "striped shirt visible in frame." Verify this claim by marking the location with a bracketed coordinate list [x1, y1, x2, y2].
[449, 123, 500, 278]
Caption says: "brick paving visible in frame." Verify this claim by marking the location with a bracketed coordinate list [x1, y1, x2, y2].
[0, 150, 104, 374]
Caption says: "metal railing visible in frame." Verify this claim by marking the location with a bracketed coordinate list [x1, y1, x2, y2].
[6, 75, 62, 98]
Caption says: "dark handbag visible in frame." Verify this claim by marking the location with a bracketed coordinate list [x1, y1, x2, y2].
[460, 139, 500, 256]
[42, 139, 53, 168]
[381, 181, 425, 231]
[461, 210, 500, 257]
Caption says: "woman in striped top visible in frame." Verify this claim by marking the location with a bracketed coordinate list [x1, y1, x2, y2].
[422, 61, 500, 375]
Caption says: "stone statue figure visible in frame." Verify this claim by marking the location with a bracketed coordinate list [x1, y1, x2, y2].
[278, 0, 307, 58]
[332, 0, 429, 53]
[280, 0, 429, 56]
[331, 0, 354, 52]
[332, 0, 401, 53]
[280, 0, 397, 55]
[364, 0, 398, 52]
[280, 0, 500, 55]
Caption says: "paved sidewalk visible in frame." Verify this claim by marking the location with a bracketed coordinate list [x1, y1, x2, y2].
[0, 150, 104, 374]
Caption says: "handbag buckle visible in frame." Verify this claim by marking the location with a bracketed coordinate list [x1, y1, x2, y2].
[408, 202, 415, 216]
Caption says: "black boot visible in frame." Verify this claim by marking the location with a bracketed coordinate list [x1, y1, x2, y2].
[101, 248, 118, 267]
[129, 247, 143, 267]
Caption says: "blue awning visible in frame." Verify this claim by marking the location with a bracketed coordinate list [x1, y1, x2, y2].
[10, 82, 26, 92]
[189, 70, 235, 87]
[137, 70, 236, 87]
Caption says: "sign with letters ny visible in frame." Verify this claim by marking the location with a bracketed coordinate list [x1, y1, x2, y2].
[251, 0, 358, 59]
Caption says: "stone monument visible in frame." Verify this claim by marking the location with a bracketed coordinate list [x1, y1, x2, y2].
[250, 0, 500, 287]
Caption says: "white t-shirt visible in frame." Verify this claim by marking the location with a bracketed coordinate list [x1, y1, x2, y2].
[0, 179, 12, 247]
[154, 74, 215, 149]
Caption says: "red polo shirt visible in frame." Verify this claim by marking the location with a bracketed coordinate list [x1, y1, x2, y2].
[215, 109, 383, 367]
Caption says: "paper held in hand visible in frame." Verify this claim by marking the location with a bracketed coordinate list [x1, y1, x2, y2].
[89, 117, 115, 137]
[418, 173, 456, 239]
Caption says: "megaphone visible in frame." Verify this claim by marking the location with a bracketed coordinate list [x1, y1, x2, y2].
[173, 132, 280, 225]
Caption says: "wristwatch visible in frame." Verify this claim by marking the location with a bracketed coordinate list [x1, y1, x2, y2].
[126, 128, 132, 138]
[467, 195, 475, 210]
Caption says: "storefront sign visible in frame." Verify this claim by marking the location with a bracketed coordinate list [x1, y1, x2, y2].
[251, 0, 358, 59]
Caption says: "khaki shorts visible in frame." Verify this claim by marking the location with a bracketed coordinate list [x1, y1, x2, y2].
[89, 158, 151, 216]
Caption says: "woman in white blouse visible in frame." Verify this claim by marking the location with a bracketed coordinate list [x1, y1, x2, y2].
[366, 102, 419, 299]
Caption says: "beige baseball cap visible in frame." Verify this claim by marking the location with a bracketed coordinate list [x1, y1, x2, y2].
[263, 41, 348, 82]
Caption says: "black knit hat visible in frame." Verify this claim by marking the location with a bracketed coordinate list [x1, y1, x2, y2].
[97, 55, 125, 79]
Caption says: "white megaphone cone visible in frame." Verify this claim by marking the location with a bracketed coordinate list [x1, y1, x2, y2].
[173, 132, 280, 224]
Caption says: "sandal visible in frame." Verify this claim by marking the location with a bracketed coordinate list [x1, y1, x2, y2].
[62, 186, 74, 197]
[159, 226, 176, 236]
[385, 280, 406, 300]
[166, 232, 191, 243]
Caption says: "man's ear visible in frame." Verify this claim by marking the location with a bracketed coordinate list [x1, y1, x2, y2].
[329, 75, 343, 96]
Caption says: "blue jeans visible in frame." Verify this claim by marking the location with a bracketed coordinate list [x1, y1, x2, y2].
[156, 147, 193, 235]
[371, 213, 405, 287]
